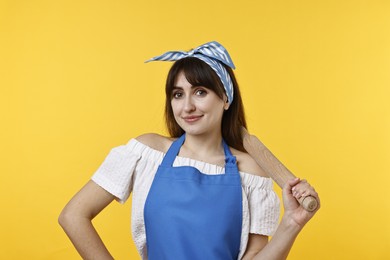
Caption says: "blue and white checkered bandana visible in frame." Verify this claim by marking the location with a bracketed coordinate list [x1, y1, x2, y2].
[146, 41, 236, 104]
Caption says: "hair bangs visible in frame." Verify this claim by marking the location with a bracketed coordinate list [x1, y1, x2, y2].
[167, 57, 225, 99]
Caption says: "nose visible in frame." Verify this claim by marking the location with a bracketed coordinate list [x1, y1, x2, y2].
[183, 96, 195, 112]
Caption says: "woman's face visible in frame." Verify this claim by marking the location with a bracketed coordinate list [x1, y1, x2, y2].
[171, 71, 229, 137]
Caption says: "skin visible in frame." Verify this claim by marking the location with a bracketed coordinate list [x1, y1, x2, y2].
[59, 72, 320, 259]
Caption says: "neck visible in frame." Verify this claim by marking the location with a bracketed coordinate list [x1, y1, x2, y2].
[181, 132, 225, 160]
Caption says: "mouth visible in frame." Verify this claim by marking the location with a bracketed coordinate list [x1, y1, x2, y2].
[182, 115, 203, 123]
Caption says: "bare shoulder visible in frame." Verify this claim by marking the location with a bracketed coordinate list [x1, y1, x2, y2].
[135, 133, 173, 153]
[231, 147, 268, 177]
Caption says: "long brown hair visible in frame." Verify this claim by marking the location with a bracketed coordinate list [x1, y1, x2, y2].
[165, 57, 247, 152]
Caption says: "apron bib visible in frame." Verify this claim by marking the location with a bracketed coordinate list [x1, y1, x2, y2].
[144, 134, 242, 260]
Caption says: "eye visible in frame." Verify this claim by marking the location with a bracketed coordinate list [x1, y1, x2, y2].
[172, 91, 183, 99]
[195, 88, 207, 96]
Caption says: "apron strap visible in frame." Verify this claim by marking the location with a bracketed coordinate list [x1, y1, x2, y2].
[222, 139, 239, 175]
[160, 134, 185, 167]
[160, 134, 239, 175]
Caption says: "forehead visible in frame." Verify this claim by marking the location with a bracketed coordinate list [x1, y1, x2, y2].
[174, 71, 193, 88]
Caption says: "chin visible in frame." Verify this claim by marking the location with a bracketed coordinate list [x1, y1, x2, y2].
[177, 121, 220, 137]
[178, 125, 206, 136]
[180, 129, 204, 136]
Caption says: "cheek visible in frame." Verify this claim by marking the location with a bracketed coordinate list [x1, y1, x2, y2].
[170, 100, 180, 116]
[202, 99, 225, 114]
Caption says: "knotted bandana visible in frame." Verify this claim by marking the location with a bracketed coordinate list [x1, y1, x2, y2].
[146, 41, 236, 104]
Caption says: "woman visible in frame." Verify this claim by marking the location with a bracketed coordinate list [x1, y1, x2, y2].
[59, 41, 320, 260]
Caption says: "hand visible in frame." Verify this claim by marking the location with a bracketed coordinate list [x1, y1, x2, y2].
[282, 178, 320, 228]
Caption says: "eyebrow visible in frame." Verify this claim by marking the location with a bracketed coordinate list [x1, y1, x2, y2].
[172, 85, 201, 89]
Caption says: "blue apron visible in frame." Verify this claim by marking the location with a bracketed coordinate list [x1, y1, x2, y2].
[144, 134, 243, 260]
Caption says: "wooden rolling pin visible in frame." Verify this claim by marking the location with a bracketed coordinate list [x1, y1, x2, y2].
[242, 128, 318, 212]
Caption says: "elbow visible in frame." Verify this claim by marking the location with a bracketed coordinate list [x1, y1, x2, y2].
[58, 206, 92, 232]
[58, 206, 80, 231]
[58, 208, 70, 229]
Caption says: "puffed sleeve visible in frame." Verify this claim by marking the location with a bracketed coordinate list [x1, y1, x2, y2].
[241, 173, 281, 236]
[91, 139, 141, 204]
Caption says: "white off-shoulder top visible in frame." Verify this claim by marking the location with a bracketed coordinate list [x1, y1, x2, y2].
[91, 139, 280, 260]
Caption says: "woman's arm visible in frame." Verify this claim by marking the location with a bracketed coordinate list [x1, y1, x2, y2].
[242, 178, 320, 260]
[241, 234, 269, 260]
[58, 180, 116, 260]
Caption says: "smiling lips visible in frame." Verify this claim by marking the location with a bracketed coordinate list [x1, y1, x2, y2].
[182, 115, 203, 123]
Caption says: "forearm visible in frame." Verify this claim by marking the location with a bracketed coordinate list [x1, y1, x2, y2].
[59, 215, 114, 260]
[252, 217, 302, 260]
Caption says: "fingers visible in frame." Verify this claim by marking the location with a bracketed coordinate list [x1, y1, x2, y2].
[292, 179, 309, 199]
[284, 177, 301, 194]
[288, 178, 320, 209]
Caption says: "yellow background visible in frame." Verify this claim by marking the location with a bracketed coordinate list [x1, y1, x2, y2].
[1, 0, 389, 259]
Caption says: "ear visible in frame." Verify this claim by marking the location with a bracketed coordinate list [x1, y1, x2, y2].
[223, 98, 230, 110]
